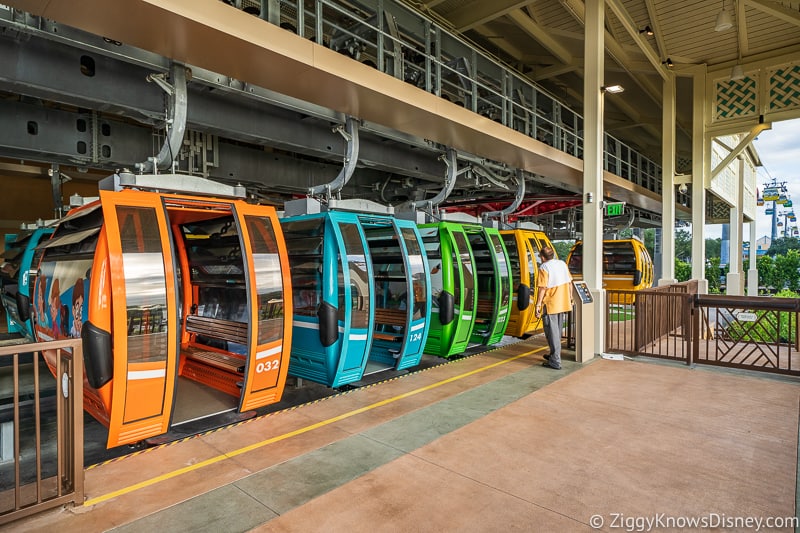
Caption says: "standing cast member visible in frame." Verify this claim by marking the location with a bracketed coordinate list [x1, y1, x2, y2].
[534, 246, 573, 370]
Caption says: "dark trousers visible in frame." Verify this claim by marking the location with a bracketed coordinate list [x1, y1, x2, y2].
[543, 310, 564, 368]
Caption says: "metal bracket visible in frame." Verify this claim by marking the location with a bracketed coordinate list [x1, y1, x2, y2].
[135, 62, 188, 173]
[101, 171, 246, 199]
[470, 162, 512, 190]
[482, 169, 526, 228]
[413, 147, 467, 222]
[308, 115, 360, 202]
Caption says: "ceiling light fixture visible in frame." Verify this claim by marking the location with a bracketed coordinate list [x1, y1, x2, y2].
[639, 25, 654, 36]
[601, 85, 625, 94]
[662, 58, 674, 68]
[715, 0, 733, 31]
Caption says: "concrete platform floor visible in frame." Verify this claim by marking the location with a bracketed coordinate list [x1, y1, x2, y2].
[10, 338, 800, 533]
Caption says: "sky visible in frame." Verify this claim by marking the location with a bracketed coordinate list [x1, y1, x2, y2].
[704, 117, 800, 241]
[751, 118, 800, 241]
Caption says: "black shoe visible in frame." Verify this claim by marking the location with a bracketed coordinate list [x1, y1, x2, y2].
[543, 354, 550, 360]
[541, 362, 561, 370]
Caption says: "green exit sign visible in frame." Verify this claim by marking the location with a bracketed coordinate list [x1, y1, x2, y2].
[605, 202, 625, 217]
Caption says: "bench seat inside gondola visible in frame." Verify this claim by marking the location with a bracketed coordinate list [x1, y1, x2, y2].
[474, 299, 495, 323]
[471, 299, 496, 339]
[476, 299, 495, 315]
[182, 315, 248, 389]
[372, 308, 405, 343]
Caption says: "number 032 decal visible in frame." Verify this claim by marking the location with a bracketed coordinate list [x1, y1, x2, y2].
[256, 358, 280, 373]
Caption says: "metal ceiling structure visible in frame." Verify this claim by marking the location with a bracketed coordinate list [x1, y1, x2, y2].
[0, 0, 799, 237]
[420, 0, 800, 160]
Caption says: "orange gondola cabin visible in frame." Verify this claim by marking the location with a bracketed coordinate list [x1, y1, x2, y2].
[33, 173, 293, 448]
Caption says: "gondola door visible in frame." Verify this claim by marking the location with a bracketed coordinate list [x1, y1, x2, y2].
[485, 230, 512, 343]
[100, 191, 178, 448]
[331, 219, 374, 385]
[234, 204, 292, 411]
[447, 227, 477, 350]
[524, 237, 543, 333]
[395, 223, 430, 370]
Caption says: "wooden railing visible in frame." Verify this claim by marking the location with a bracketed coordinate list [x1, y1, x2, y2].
[692, 294, 800, 376]
[603, 281, 800, 377]
[606, 281, 697, 360]
[633, 281, 698, 359]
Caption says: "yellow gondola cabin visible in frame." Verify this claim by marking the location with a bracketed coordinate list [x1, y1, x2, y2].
[566, 238, 653, 304]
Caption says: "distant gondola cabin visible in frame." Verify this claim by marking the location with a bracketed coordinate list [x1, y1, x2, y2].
[567, 239, 653, 304]
[1, 225, 54, 340]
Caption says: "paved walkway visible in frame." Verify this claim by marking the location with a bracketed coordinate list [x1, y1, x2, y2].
[10, 339, 800, 532]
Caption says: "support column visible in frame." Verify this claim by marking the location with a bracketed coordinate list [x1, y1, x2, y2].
[691, 67, 708, 293]
[583, 0, 605, 357]
[726, 157, 744, 295]
[659, 72, 677, 285]
[721, 224, 730, 268]
[748, 221, 759, 295]
[654, 228, 663, 282]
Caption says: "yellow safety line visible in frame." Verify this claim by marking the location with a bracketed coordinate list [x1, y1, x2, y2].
[87, 340, 516, 470]
[83, 346, 546, 507]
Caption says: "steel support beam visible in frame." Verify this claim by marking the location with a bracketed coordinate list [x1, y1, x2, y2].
[0, 97, 415, 197]
[0, 31, 447, 179]
[4, 0, 586, 187]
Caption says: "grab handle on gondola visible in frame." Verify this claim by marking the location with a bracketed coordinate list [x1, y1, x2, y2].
[16, 291, 30, 322]
[82, 321, 113, 389]
[439, 290, 454, 325]
[517, 284, 531, 311]
[318, 301, 339, 347]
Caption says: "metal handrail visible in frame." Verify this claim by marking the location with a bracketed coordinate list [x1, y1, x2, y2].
[0, 338, 84, 526]
[270, 0, 664, 195]
[694, 294, 800, 312]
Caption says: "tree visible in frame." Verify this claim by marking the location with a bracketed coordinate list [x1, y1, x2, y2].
[705, 256, 723, 293]
[705, 237, 721, 261]
[675, 229, 692, 261]
[774, 250, 800, 291]
[675, 258, 692, 282]
[552, 240, 574, 261]
[767, 237, 800, 257]
[757, 254, 776, 292]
